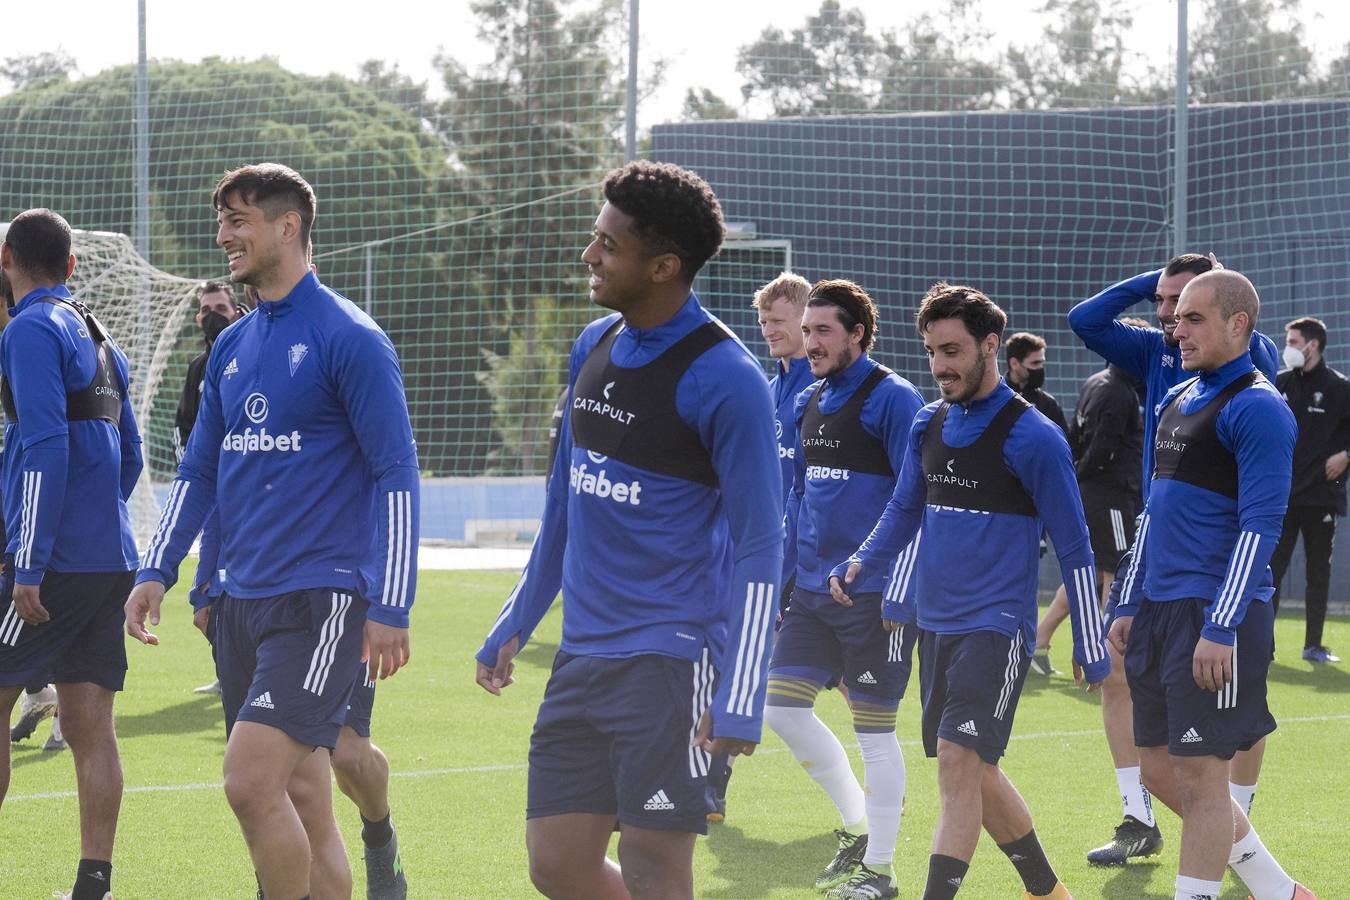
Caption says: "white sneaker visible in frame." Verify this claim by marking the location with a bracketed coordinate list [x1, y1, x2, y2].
[11, 684, 58, 742]
[43, 714, 67, 751]
[192, 679, 221, 695]
[53, 892, 113, 899]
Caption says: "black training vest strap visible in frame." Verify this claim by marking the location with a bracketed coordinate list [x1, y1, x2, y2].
[0, 297, 123, 426]
[1152, 371, 1260, 499]
[570, 318, 732, 487]
[921, 392, 1038, 517]
[799, 364, 894, 476]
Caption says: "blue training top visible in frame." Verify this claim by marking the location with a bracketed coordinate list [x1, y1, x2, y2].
[835, 380, 1109, 682]
[136, 272, 421, 628]
[1, 284, 141, 580]
[1115, 353, 1295, 646]
[1067, 269, 1279, 499]
[477, 294, 784, 743]
[787, 353, 924, 621]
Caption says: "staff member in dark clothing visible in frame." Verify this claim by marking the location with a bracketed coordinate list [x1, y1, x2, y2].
[1271, 316, 1350, 663]
[1005, 331, 1068, 434]
[173, 280, 246, 461]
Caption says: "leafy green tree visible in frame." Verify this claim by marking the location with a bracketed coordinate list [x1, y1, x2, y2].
[0, 50, 77, 91]
[437, 0, 627, 474]
[878, 0, 1005, 112]
[1005, 0, 1144, 109]
[1190, 0, 1315, 102]
[682, 87, 738, 120]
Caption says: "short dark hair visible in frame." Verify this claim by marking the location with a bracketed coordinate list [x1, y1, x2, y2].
[1004, 331, 1046, 363]
[197, 279, 247, 312]
[5, 208, 72, 284]
[1164, 252, 1215, 279]
[1287, 316, 1327, 352]
[807, 279, 879, 352]
[212, 163, 317, 248]
[601, 161, 724, 281]
[916, 282, 1007, 342]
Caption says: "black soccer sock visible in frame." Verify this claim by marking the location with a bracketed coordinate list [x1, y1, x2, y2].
[922, 854, 969, 900]
[998, 829, 1059, 896]
[361, 812, 394, 848]
[708, 753, 732, 794]
[72, 859, 112, 900]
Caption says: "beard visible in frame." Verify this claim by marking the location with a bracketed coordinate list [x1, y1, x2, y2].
[944, 352, 987, 405]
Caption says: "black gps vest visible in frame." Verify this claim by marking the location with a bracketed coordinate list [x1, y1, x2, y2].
[799, 365, 894, 476]
[1, 296, 123, 426]
[1152, 372, 1261, 500]
[570, 318, 732, 487]
[921, 394, 1038, 517]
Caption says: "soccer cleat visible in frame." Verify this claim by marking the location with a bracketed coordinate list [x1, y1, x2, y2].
[53, 893, 112, 899]
[363, 823, 408, 900]
[193, 679, 222, 694]
[706, 758, 732, 823]
[1248, 885, 1317, 900]
[43, 714, 67, 752]
[1029, 650, 1057, 676]
[1024, 884, 1073, 899]
[1302, 646, 1341, 663]
[814, 829, 869, 892]
[825, 863, 897, 899]
[1086, 815, 1163, 866]
[11, 684, 58, 742]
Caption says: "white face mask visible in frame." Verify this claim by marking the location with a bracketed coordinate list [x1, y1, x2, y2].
[1283, 345, 1306, 371]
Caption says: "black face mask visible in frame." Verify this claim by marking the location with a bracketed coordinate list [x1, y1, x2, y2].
[201, 310, 232, 346]
[1022, 367, 1046, 392]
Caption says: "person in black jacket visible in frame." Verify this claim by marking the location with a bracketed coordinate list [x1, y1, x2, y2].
[173, 280, 247, 462]
[1271, 316, 1350, 663]
[1005, 331, 1068, 434]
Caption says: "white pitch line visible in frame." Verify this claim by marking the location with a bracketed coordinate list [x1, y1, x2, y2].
[8, 712, 1350, 803]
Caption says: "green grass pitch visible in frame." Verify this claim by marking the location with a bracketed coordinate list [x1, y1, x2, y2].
[4, 569, 1346, 898]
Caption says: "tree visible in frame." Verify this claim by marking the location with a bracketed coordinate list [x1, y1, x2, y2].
[0, 50, 77, 91]
[1005, 0, 1145, 109]
[736, 0, 882, 117]
[437, 0, 627, 474]
[0, 59, 470, 473]
[1190, 0, 1315, 102]
[682, 87, 738, 120]
[878, 0, 1005, 112]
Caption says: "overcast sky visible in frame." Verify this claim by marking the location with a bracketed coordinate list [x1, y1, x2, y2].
[6, 0, 1348, 123]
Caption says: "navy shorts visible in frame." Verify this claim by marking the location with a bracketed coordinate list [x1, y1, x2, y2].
[0, 558, 133, 692]
[1125, 597, 1276, 759]
[215, 588, 368, 750]
[527, 651, 713, 834]
[770, 589, 916, 703]
[919, 629, 1029, 765]
[344, 662, 376, 738]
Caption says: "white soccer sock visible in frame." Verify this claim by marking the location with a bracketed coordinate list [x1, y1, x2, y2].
[1115, 766, 1155, 826]
[1228, 826, 1296, 900]
[765, 705, 866, 828]
[856, 730, 905, 867]
[1175, 874, 1223, 899]
[1229, 782, 1257, 817]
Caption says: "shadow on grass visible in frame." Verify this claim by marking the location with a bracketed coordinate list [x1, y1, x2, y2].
[114, 692, 227, 740]
[700, 825, 831, 899]
[1266, 658, 1350, 692]
[9, 741, 68, 773]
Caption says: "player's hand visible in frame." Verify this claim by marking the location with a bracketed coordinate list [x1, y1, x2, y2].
[1071, 659, 1103, 693]
[363, 619, 410, 681]
[475, 634, 520, 696]
[1325, 450, 1349, 482]
[1193, 637, 1233, 692]
[1107, 614, 1133, 656]
[829, 562, 862, 607]
[693, 709, 758, 757]
[13, 583, 50, 625]
[125, 581, 167, 646]
[881, 617, 901, 633]
[1207, 252, 1223, 270]
[192, 604, 211, 639]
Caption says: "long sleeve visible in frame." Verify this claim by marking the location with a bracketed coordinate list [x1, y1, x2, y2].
[333, 325, 421, 627]
[1007, 419, 1109, 680]
[117, 388, 143, 503]
[841, 411, 928, 579]
[1075, 390, 1131, 478]
[1067, 270, 1163, 380]
[781, 406, 804, 588]
[1202, 394, 1296, 645]
[188, 508, 222, 611]
[691, 356, 783, 744]
[476, 415, 571, 667]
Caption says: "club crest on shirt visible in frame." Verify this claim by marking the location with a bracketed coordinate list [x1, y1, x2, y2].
[289, 343, 309, 377]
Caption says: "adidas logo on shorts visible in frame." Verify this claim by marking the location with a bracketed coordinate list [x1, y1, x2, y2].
[643, 790, 676, 811]
[957, 720, 979, 737]
[1180, 727, 1203, 743]
[250, 692, 276, 710]
[856, 670, 878, 685]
